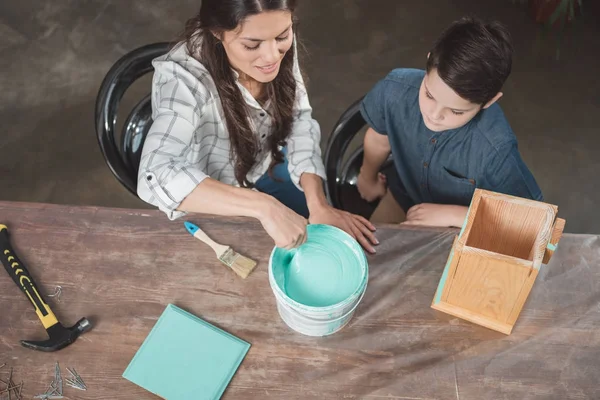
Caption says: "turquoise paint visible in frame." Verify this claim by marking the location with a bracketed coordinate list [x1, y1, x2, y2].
[435, 199, 471, 304]
[434, 247, 455, 305]
[458, 202, 472, 239]
[271, 224, 366, 308]
[547, 242, 557, 252]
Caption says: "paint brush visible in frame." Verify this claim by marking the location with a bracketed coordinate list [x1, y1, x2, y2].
[184, 221, 257, 279]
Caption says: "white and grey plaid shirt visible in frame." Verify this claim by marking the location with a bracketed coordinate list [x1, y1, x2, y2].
[137, 41, 326, 220]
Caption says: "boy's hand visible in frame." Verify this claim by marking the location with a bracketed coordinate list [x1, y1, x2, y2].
[402, 204, 468, 228]
[357, 171, 387, 202]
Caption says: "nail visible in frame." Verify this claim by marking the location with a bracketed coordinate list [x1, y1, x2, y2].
[45, 384, 58, 395]
[67, 372, 86, 389]
[71, 367, 87, 388]
[66, 382, 86, 391]
[66, 377, 86, 390]
[0, 384, 21, 394]
[65, 378, 81, 387]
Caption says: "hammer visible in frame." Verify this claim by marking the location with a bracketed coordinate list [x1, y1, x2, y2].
[0, 224, 92, 351]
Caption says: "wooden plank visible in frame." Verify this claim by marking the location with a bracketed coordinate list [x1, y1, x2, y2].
[456, 188, 483, 246]
[465, 195, 554, 261]
[464, 189, 558, 267]
[542, 218, 566, 264]
[473, 189, 558, 212]
[506, 268, 539, 327]
[431, 235, 461, 305]
[0, 202, 464, 399]
[461, 246, 534, 268]
[445, 247, 532, 324]
[431, 301, 514, 335]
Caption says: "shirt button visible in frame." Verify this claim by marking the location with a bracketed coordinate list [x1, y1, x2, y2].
[431, 138, 437, 144]
[423, 162, 429, 168]
[260, 112, 265, 117]
[261, 134, 266, 138]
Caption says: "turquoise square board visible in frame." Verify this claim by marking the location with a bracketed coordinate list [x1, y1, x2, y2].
[122, 304, 250, 399]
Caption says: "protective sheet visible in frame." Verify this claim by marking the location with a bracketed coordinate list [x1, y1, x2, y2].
[0, 202, 598, 399]
[326, 226, 600, 399]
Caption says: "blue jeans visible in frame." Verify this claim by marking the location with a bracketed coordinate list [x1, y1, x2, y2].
[382, 163, 414, 213]
[254, 151, 310, 218]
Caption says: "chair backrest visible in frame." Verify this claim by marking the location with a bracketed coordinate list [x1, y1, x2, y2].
[324, 97, 366, 209]
[324, 97, 379, 218]
[94, 42, 171, 196]
[324, 97, 394, 218]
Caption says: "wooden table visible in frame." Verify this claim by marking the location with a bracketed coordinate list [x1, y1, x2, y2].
[0, 201, 599, 399]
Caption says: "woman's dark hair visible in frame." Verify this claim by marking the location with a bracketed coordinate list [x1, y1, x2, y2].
[426, 16, 513, 105]
[183, 0, 298, 187]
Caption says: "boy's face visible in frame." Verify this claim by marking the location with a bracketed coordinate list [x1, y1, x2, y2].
[418, 68, 481, 132]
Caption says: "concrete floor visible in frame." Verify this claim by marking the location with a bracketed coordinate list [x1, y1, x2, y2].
[0, 1, 598, 233]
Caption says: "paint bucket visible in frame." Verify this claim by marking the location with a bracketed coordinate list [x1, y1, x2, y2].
[268, 224, 368, 336]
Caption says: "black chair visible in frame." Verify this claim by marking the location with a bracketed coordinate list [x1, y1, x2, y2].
[95, 42, 171, 196]
[324, 97, 393, 219]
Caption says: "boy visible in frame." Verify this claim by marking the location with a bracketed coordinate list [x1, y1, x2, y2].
[357, 16, 542, 227]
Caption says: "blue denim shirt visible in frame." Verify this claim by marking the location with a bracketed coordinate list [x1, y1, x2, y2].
[360, 68, 543, 207]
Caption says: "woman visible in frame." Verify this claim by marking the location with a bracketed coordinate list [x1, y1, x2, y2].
[137, 0, 378, 252]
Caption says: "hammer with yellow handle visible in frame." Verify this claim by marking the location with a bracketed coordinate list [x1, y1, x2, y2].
[0, 224, 91, 351]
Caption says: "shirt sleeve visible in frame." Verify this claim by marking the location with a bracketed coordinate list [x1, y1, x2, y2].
[360, 77, 389, 135]
[484, 141, 543, 201]
[285, 38, 327, 190]
[137, 59, 209, 220]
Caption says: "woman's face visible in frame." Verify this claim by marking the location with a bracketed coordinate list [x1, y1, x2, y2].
[220, 11, 294, 83]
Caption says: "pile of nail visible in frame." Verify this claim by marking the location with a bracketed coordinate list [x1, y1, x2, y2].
[34, 362, 63, 399]
[0, 363, 24, 400]
[34, 362, 87, 399]
[65, 367, 86, 391]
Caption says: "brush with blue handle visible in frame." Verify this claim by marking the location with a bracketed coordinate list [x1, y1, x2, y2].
[184, 221, 257, 279]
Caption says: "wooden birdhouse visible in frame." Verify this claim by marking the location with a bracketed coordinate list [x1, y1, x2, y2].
[431, 189, 566, 335]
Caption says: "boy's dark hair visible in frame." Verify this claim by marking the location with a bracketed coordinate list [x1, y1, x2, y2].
[426, 16, 513, 105]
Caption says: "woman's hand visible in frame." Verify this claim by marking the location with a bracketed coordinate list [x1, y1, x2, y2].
[258, 197, 308, 249]
[309, 204, 379, 254]
[298, 172, 378, 253]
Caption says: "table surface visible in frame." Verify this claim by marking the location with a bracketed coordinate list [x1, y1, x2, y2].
[0, 201, 599, 400]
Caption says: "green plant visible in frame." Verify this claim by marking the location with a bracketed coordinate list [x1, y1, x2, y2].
[513, 0, 584, 59]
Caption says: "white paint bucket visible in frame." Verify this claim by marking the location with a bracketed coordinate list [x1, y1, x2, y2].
[268, 224, 368, 337]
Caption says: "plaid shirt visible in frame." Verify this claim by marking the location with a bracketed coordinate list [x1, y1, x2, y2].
[137, 41, 326, 220]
